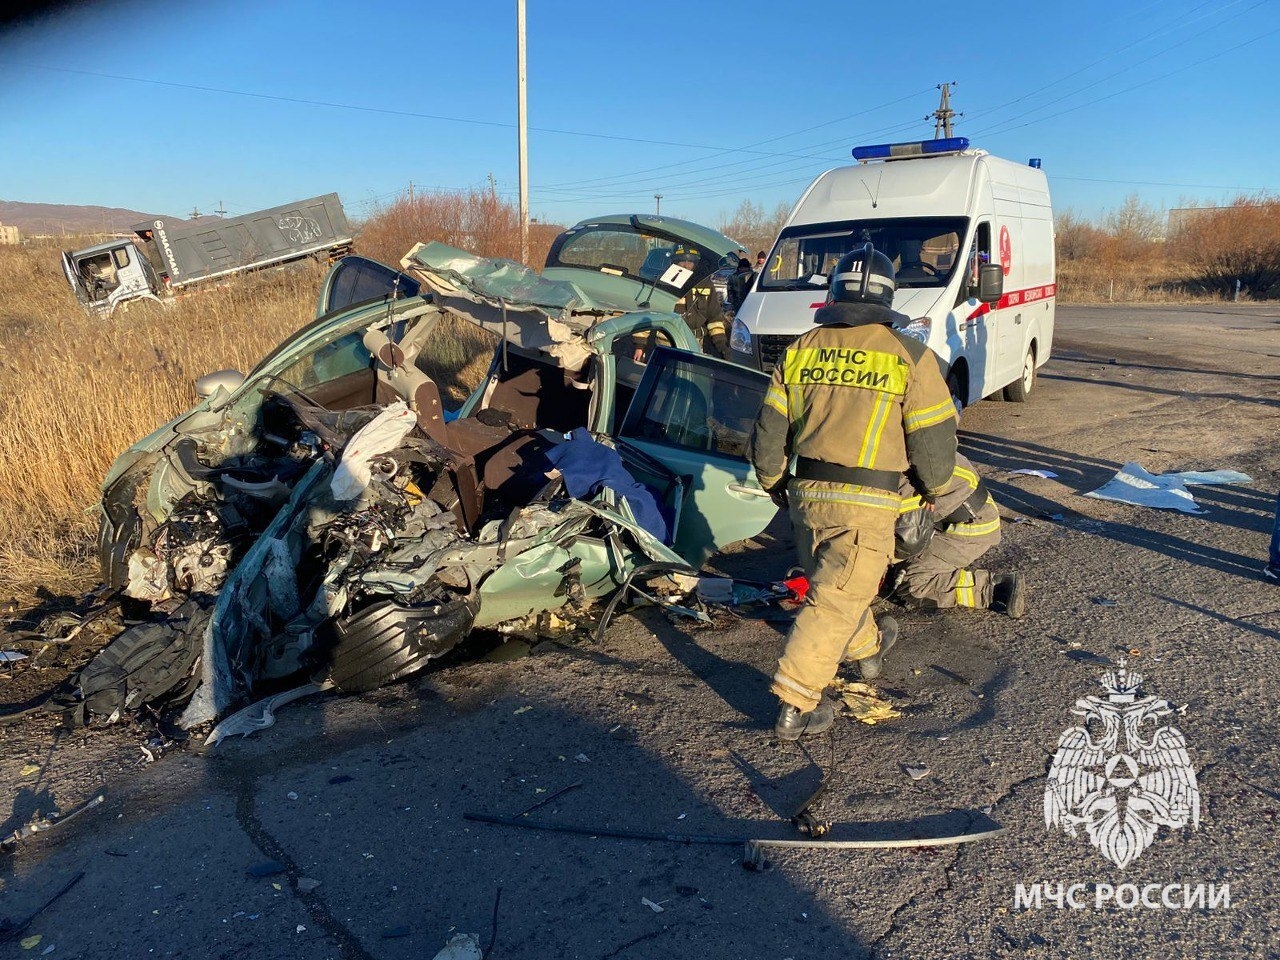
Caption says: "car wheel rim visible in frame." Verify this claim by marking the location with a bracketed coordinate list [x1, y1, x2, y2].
[1023, 354, 1034, 389]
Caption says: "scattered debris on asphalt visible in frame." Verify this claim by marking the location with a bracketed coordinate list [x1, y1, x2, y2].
[1085, 462, 1252, 513]
[1009, 468, 1058, 478]
[431, 932, 481, 959]
[2, 794, 105, 854]
[831, 679, 901, 725]
[903, 765, 930, 781]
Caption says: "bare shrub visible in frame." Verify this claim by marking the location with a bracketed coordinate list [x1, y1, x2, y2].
[356, 189, 563, 267]
[716, 200, 791, 258]
[1168, 195, 1280, 298]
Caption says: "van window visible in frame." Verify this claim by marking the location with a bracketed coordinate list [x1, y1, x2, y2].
[957, 222, 993, 303]
[759, 218, 968, 292]
[111, 247, 131, 269]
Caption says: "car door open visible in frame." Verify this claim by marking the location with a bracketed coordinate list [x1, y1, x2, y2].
[616, 347, 777, 567]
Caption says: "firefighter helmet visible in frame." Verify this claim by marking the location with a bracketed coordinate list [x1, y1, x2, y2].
[828, 243, 896, 309]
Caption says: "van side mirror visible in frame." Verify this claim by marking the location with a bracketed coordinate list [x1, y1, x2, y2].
[977, 263, 1003, 304]
[194, 368, 245, 398]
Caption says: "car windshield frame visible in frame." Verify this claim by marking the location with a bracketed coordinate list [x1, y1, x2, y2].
[545, 222, 732, 295]
[758, 217, 970, 293]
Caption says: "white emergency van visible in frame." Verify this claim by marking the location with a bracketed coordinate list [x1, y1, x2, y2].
[729, 138, 1055, 406]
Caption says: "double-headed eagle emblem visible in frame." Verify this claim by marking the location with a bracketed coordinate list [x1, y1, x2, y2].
[1045, 661, 1199, 868]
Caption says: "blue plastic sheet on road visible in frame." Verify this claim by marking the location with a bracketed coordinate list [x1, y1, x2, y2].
[1084, 462, 1253, 514]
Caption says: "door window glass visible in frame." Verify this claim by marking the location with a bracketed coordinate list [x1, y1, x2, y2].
[276, 331, 371, 391]
[621, 349, 768, 459]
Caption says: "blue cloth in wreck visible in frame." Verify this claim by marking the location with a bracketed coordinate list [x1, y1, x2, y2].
[546, 428, 669, 544]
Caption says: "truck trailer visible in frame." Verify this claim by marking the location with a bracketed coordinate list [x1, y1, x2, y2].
[61, 192, 354, 316]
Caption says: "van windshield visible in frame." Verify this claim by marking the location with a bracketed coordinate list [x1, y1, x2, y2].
[758, 218, 968, 292]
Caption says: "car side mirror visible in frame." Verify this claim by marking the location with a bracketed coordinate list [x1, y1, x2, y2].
[977, 263, 1003, 304]
[194, 368, 246, 398]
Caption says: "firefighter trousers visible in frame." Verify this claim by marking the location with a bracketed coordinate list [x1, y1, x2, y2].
[772, 496, 896, 713]
[897, 523, 1000, 609]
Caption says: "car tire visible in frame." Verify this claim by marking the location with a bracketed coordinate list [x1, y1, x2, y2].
[1004, 345, 1036, 402]
[321, 595, 480, 693]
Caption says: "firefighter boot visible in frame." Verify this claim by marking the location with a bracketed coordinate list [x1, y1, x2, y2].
[775, 698, 836, 741]
[992, 573, 1027, 619]
[856, 615, 899, 681]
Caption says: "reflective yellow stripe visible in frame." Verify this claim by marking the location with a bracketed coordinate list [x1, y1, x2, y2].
[857, 392, 892, 467]
[782, 346, 907, 395]
[948, 516, 1001, 537]
[763, 383, 788, 415]
[904, 398, 956, 434]
[955, 569, 976, 607]
[898, 495, 924, 514]
[953, 465, 979, 490]
[706, 319, 726, 335]
[792, 485, 901, 511]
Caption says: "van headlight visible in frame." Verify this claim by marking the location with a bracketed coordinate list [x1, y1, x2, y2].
[730, 318, 752, 353]
[901, 317, 932, 344]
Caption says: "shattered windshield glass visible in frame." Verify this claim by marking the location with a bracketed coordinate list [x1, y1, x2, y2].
[759, 217, 968, 292]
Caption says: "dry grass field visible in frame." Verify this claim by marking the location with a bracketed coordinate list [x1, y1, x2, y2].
[0, 246, 320, 600]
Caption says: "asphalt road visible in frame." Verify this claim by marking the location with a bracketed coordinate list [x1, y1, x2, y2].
[2, 304, 1279, 960]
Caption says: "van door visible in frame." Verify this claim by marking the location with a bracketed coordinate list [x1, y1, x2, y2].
[950, 221, 999, 401]
[615, 347, 777, 567]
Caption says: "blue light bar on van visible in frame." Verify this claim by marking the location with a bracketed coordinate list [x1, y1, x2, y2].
[851, 137, 970, 161]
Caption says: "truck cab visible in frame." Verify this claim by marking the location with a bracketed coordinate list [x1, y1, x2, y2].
[61, 239, 164, 316]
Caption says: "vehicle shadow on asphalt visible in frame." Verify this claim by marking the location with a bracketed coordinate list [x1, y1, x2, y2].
[1052, 352, 1280, 383]
[1040, 370, 1280, 409]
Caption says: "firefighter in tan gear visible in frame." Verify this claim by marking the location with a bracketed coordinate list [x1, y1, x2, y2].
[749, 244, 957, 741]
[889, 453, 1027, 617]
[632, 248, 730, 360]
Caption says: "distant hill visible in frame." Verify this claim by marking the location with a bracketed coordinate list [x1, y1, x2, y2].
[0, 200, 216, 238]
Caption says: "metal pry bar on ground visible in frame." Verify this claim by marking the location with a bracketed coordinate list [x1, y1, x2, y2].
[462, 810, 1006, 851]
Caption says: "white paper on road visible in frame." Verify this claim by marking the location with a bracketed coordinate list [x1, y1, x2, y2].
[329, 401, 417, 501]
[1010, 468, 1059, 478]
[1084, 462, 1252, 514]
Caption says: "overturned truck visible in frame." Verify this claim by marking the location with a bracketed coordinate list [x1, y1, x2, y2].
[83, 241, 777, 731]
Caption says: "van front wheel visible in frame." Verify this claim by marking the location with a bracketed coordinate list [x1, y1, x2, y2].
[1004, 345, 1036, 402]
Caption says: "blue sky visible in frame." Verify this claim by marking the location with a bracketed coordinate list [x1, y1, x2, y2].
[1, 0, 1276, 231]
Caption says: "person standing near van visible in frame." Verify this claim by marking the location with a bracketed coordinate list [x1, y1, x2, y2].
[726, 257, 755, 314]
[672, 248, 730, 358]
[630, 248, 729, 360]
[749, 244, 957, 740]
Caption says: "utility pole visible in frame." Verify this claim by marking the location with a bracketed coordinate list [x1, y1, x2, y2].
[516, 0, 529, 264]
[215, 201, 227, 217]
[189, 206, 202, 220]
[488, 171, 497, 200]
[408, 181, 414, 204]
[654, 193, 663, 215]
[928, 82, 962, 139]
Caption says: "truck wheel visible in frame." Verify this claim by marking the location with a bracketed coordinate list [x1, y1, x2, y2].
[1004, 345, 1036, 402]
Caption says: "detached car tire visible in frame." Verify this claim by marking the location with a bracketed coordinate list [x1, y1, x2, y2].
[1003, 345, 1036, 402]
[319, 595, 480, 693]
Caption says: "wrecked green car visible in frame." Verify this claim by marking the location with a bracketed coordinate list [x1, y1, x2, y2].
[89, 233, 776, 732]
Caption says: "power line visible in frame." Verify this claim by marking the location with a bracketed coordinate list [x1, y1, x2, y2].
[2, 59, 844, 163]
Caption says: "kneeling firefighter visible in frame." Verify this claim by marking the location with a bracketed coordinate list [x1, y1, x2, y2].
[890, 453, 1028, 618]
[748, 244, 957, 740]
